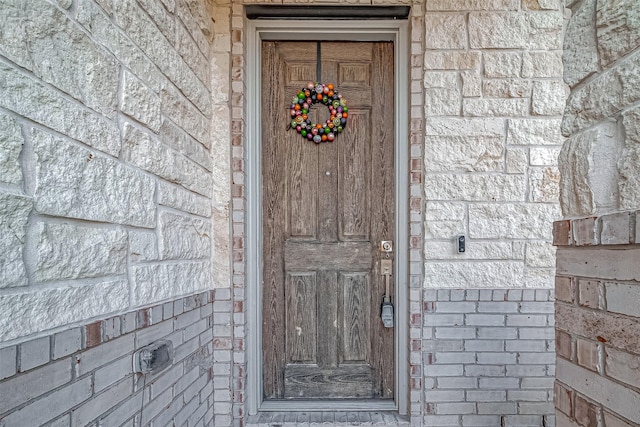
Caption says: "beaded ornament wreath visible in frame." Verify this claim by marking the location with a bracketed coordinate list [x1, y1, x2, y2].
[289, 82, 348, 143]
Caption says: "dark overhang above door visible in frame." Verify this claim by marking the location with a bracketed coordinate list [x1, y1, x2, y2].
[245, 5, 410, 20]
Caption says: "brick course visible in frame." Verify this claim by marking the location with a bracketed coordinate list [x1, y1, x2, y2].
[0, 292, 215, 427]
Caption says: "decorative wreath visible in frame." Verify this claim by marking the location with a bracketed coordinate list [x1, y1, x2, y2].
[289, 82, 348, 143]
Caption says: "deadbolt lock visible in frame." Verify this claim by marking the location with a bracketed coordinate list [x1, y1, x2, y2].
[380, 240, 393, 253]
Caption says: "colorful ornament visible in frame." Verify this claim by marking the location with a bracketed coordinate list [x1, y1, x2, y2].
[289, 82, 348, 143]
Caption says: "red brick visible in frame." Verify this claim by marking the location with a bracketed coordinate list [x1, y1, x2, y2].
[555, 276, 575, 303]
[578, 279, 601, 309]
[556, 329, 573, 360]
[573, 217, 598, 246]
[554, 381, 573, 417]
[574, 394, 600, 427]
[85, 321, 102, 349]
[576, 338, 600, 372]
[553, 220, 572, 246]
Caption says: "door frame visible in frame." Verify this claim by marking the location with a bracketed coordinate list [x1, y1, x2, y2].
[245, 19, 409, 415]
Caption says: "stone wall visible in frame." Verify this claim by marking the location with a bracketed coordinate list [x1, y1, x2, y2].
[424, 1, 566, 290]
[555, 0, 640, 426]
[0, 0, 231, 343]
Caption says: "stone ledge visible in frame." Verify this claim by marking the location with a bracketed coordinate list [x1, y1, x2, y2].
[553, 210, 639, 246]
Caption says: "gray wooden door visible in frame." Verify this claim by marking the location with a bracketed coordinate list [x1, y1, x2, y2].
[261, 41, 395, 400]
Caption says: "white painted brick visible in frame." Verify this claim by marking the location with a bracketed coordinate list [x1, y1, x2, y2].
[477, 352, 517, 364]
[53, 328, 82, 359]
[434, 402, 476, 414]
[70, 377, 132, 427]
[477, 302, 519, 313]
[479, 377, 520, 389]
[505, 340, 547, 352]
[478, 327, 518, 339]
[519, 328, 555, 340]
[461, 415, 502, 425]
[520, 302, 554, 313]
[466, 314, 505, 326]
[435, 327, 476, 339]
[0, 345, 17, 380]
[506, 314, 548, 327]
[504, 415, 545, 425]
[98, 388, 143, 427]
[423, 415, 461, 426]
[521, 377, 555, 389]
[435, 301, 477, 313]
[425, 390, 465, 402]
[605, 283, 640, 317]
[423, 314, 464, 326]
[75, 333, 134, 376]
[434, 352, 476, 364]
[174, 366, 200, 397]
[506, 365, 547, 376]
[518, 352, 556, 365]
[507, 390, 548, 401]
[466, 390, 506, 402]
[437, 377, 478, 389]
[606, 346, 640, 390]
[425, 364, 465, 377]
[465, 340, 504, 352]
[465, 365, 506, 377]
[135, 319, 173, 348]
[477, 402, 518, 414]
[0, 358, 71, 414]
[1, 376, 92, 426]
[20, 336, 50, 371]
[93, 356, 132, 392]
[519, 401, 554, 414]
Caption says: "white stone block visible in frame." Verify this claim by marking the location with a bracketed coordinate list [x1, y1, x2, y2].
[525, 242, 556, 268]
[120, 70, 162, 132]
[176, 18, 209, 89]
[506, 148, 528, 174]
[160, 83, 210, 146]
[0, 63, 120, 157]
[122, 123, 211, 197]
[558, 122, 621, 216]
[482, 79, 531, 98]
[129, 230, 159, 262]
[425, 174, 526, 202]
[131, 262, 211, 306]
[532, 80, 569, 116]
[526, 11, 564, 49]
[530, 147, 561, 166]
[484, 52, 522, 77]
[507, 118, 565, 146]
[159, 211, 211, 260]
[0, 111, 23, 185]
[596, 0, 640, 67]
[425, 14, 467, 49]
[425, 261, 525, 288]
[0, 280, 128, 342]
[113, 0, 211, 117]
[32, 129, 156, 227]
[0, 0, 118, 116]
[158, 181, 210, 218]
[469, 203, 561, 239]
[461, 70, 482, 97]
[469, 12, 527, 49]
[620, 108, 640, 210]
[463, 98, 528, 117]
[425, 241, 513, 260]
[425, 134, 504, 172]
[529, 166, 561, 203]
[522, 51, 564, 78]
[425, 202, 467, 239]
[425, 52, 481, 70]
[33, 222, 127, 282]
[160, 120, 212, 172]
[0, 192, 31, 289]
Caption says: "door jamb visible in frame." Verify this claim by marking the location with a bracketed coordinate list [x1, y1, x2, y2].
[245, 19, 409, 415]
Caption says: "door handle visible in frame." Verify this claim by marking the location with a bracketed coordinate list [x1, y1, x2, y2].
[380, 259, 394, 328]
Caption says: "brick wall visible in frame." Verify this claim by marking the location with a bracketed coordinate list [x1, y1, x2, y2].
[0, 292, 220, 426]
[423, 289, 556, 426]
[553, 214, 640, 426]
[556, 1, 640, 426]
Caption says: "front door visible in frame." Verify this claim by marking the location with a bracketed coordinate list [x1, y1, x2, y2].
[261, 41, 395, 401]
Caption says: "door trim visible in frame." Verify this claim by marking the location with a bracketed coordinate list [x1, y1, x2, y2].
[246, 19, 409, 415]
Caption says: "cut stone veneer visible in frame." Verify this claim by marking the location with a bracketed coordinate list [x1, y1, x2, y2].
[556, 1, 640, 425]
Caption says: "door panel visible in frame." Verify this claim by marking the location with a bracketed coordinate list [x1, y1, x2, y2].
[261, 41, 395, 400]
